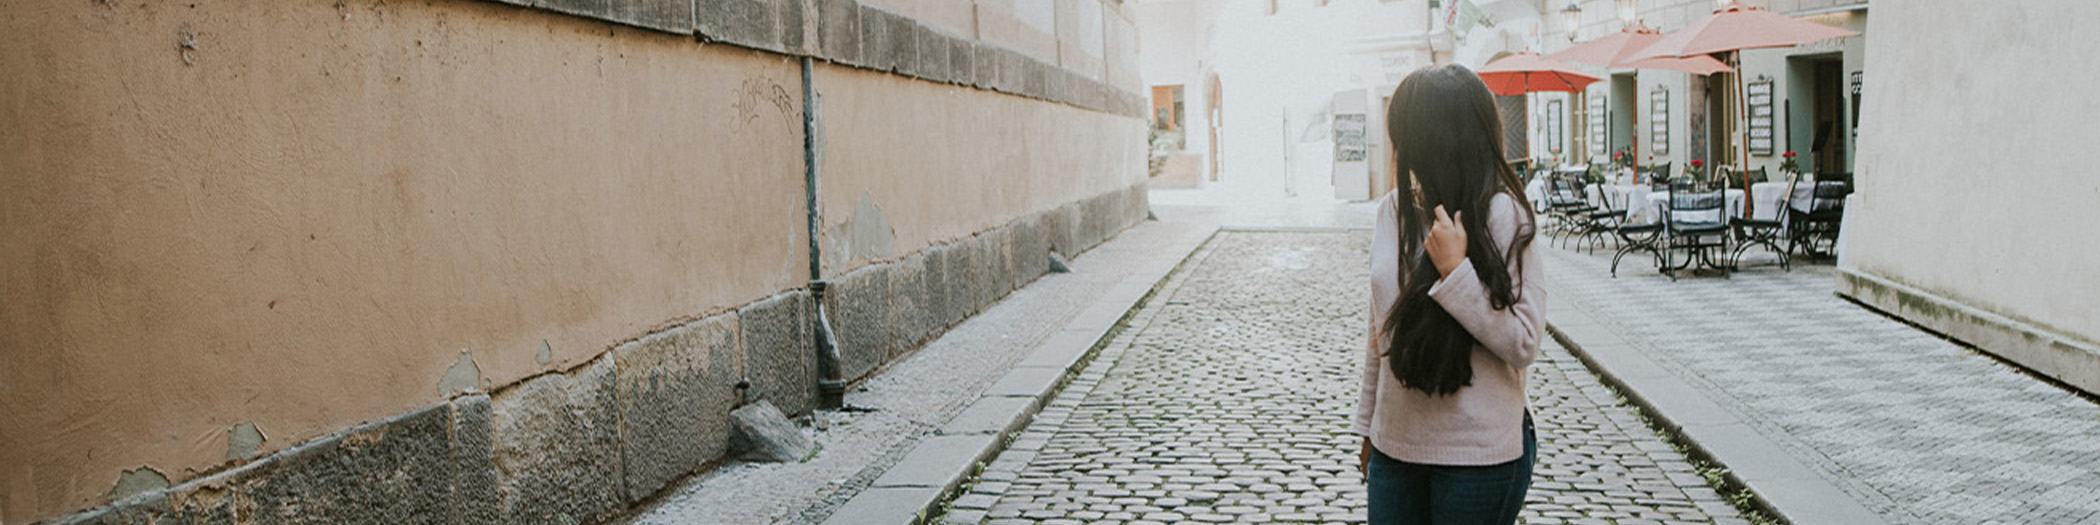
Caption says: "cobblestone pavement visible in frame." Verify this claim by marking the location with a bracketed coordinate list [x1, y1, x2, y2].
[1544, 243, 2100, 524]
[936, 231, 1747, 525]
[616, 223, 1212, 525]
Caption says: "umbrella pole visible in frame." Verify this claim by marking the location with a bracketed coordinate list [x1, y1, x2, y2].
[1735, 51, 1752, 218]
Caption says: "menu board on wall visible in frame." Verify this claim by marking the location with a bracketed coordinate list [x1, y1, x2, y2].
[1334, 114, 1367, 162]
[1650, 89, 1670, 156]
[1747, 80, 1775, 156]
[1588, 96, 1608, 157]
[1546, 100, 1563, 155]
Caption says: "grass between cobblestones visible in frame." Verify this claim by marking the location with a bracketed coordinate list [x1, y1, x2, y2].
[919, 244, 1194, 525]
[1633, 392, 1780, 525]
[1552, 326, 1785, 525]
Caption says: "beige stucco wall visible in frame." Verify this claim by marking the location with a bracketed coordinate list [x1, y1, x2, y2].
[0, 1, 812, 521]
[1842, 1, 2099, 346]
[814, 62, 1147, 274]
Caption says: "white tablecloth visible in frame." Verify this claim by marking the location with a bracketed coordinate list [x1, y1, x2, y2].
[1643, 189, 1745, 224]
[1749, 181, 1817, 220]
[1584, 185, 1658, 222]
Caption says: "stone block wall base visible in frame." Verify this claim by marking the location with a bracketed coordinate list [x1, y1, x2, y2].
[1838, 268, 2100, 396]
[825, 183, 1149, 384]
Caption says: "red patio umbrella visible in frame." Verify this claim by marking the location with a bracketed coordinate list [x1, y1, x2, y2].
[1476, 53, 1601, 96]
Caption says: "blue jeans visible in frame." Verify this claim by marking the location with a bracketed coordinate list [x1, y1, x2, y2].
[1365, 415, 1536, 525]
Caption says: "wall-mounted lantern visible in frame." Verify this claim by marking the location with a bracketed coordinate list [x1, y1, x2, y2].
[1561, 1, 1585, 41]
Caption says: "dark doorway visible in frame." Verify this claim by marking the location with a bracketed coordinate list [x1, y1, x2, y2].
[1809, 58, 1846, 176]
[1708, 70, 1734, 171]
[1612, 73, 1636, 158]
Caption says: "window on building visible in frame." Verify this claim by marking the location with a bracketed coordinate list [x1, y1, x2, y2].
[1151, 85, 1187, 150]
[1151, 85, 1185, 131]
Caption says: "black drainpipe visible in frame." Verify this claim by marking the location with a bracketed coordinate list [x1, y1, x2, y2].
[804, 57, 846, 410]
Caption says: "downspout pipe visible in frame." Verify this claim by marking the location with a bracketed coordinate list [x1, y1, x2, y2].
[804, 57, 847, 410]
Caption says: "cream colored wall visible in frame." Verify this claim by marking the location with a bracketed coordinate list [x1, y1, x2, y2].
[814, 62, 1147, 274]
[1635, 72, 1692, 171]
[861, 0, 978, 37]
[0, 2, 808, 521]
[1844, 1, 2099, 345]
[976, 0, 1062, 64]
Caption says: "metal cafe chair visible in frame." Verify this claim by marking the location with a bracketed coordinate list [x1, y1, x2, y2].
[1608, 184, 1666, 278]
[1729, 171, 1796, 271]
[1543, 172, 1595, 247]
[1788, 177, 1851, 259]
[1659, 181, 1732, 281]
[1568, 184, 1629, 254]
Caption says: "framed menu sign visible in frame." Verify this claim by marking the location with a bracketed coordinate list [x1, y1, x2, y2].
[1746, 80, 1776, 156]
[1650, 89, 1670, 156]
[1546, 100, 1563, 154]
[1588, 96, 1607, 157]
[1334, 114, 1367, 162]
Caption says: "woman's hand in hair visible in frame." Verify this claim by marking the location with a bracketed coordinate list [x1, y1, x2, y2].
[1427, 205, 1468, 278]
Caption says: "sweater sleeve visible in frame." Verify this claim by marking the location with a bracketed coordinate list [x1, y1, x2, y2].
[1351, 193, 1398, 437]
[1426, 194, 1546, 370]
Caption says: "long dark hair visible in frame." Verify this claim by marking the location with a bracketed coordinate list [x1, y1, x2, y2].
[1380, 64, 1536, 396]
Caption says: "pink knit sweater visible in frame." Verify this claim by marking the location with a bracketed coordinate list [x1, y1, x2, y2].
[1350, 191, 1546, 466]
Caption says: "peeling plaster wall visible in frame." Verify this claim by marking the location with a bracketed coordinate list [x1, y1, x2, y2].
[0, 1, 806, 521]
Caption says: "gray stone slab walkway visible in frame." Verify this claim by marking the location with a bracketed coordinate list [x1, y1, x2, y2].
[616, 220, 1217, 525]
[1543, 242, 2100, 524]
[936, 231, 1749, 525]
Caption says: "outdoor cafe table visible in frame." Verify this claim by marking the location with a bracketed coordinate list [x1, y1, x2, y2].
[1586, 186, 1745, 224]
[1749, 180, 1820, 218]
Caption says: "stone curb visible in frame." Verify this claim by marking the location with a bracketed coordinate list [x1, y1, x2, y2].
[814, 224, 1219, 525]
[1545, 311, 1892, 525]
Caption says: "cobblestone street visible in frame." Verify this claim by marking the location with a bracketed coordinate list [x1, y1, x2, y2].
[936, 231, 1748, 525]
[1545, 243, 2100, 524]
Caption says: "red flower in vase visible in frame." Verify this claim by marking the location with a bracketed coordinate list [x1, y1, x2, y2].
[1690, 160, 1704, 168]
[1782, 151, 1797, 158]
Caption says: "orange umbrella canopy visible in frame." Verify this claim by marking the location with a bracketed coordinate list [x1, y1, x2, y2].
[1476, 53, 1601, 96]
[1625, 2, 1860, 60]
[1553, 23, 1735, 76]
[1549, 23, 1663, 68]
[1618, 54, 1734, 75]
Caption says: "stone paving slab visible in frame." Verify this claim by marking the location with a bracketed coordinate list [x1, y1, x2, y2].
[1542, 241, 2100, 525]
[617, 220, 1215, 525]
[872, 434, 1001, 488]
[936, 230, 1749, 525]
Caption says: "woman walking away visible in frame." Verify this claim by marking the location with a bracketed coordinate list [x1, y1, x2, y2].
[1350, 64, 1546, 525]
